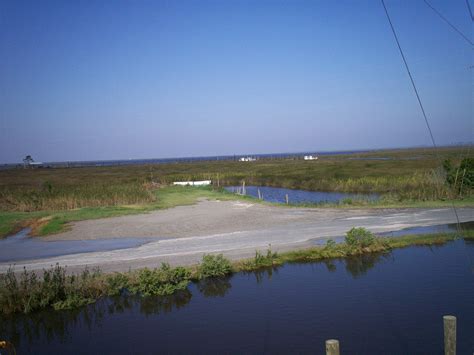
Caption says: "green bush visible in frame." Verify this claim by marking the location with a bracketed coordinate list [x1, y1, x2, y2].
[106, 273, 130, 296]
[241, 249, 279, 271]
[0, 264, 104, 315]
[130, 263, 191, 297]
[198, 254, 232, 279]
[345, 227, 376, 248]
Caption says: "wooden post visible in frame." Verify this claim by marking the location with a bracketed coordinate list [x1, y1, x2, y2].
[285, 194, 289, 205]
[325, 339, 340, 355]
[458, 168, 466, 198]
[258, 188, 261, 200]
[242, 180, 246, 195]
[443, 315, 456, 355]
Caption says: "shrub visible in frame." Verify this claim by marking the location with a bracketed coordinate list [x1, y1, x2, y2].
[130, 263, 191, 297]
[106, 273, 130, 296]
[345, 227, 376, 248]
[241, 249, 280, 271]
[198, 254, 232, 279]
[0, 264, 104, 315]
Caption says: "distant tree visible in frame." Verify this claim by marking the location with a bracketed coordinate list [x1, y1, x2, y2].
[23, 155, 34, 168]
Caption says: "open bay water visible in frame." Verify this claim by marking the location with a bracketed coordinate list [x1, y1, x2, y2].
[1, 240, 473, 354]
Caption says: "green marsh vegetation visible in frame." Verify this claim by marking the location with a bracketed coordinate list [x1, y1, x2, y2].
[2, 227, 473, 316]
[0, 146, 472, 237]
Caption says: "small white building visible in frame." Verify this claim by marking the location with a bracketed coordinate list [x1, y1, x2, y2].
[173, 180, 211, 186]
[239, 157, 256, 162]
[304, 155, 318, 161]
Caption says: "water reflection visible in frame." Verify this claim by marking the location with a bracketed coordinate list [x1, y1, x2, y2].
[344, 252, 390, 278]
[0, 248, 430, 350]
[0, 290, 194, 349]
[1, 302, 105, 350]
[197, 277, 232, 298]
[139, 290, 192, 316]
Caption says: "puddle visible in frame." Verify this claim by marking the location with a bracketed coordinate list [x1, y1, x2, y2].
[0, 229, 160, 263]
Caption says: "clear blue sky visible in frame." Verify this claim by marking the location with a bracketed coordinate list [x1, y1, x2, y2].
[0, 0, 472, 163]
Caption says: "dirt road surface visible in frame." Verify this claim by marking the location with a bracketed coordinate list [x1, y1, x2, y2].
[1, 200, 472, 273]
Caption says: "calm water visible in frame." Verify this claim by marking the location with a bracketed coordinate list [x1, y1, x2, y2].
[2, 240, 473, 354]
[225, 185, 379, 204]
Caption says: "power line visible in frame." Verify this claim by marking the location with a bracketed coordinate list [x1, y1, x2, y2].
[380, 0, 461, 228]
[423, 0, 473, 46]
[466, 0, 474, 21]
[381, 0, 437, 149]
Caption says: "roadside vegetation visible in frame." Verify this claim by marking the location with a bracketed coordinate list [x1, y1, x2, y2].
[0, 146, 472, 238]
[2, 227, 473, 316]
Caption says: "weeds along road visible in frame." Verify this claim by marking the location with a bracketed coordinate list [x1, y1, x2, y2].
[1, 200, 473, 273]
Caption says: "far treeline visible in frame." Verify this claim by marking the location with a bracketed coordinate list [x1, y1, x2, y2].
[0, 146, 473, 212]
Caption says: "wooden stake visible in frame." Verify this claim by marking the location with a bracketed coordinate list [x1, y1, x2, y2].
[444, 315, 456, 355]
[325, 339, 340, 355]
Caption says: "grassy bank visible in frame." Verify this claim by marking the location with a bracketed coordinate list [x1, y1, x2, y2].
[1, 228, 473, 316]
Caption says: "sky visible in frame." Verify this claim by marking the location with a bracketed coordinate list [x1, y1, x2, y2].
[0, 0, 472, 163]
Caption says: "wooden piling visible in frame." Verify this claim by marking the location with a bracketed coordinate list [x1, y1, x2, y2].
[285, 194, 289, 205]
[258, 188, 261, 200]
[443, 315, 456, 355]
[325, 339, 340, 355]
[242, 180, 246, 195]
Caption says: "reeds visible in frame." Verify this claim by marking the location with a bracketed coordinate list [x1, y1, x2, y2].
[0, 183, 156, 212]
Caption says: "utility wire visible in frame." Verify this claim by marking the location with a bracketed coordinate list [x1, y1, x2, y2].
[423, 0, 473, 46]
[466, 0, 474, 21]
[380, 0, 462, 228]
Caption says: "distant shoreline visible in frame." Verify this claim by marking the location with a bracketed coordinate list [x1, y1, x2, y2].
[1, 144, 472, 169]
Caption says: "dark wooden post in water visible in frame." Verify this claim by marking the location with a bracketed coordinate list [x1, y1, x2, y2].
[443, 315, 456, 355]
[325, 339, 340, 355]
[285, 194, 289, 205]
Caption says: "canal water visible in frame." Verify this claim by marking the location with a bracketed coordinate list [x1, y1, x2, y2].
[1, 240, 473, 354]
[225, 185, 378, 204]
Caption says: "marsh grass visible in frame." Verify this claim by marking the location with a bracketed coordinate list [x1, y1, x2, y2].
[0, 183, 156, 212]
[0, 147, 472, 237]
[1, 147, 471, 213]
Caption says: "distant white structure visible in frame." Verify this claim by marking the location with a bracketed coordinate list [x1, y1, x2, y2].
[304, 155, 318, 161]
[173, 180, 211, 186]
[239, 157, 256, 162]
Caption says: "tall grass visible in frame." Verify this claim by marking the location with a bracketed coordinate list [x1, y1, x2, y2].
[0, 146, 471, 213]
[0, 183, 156, 212]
